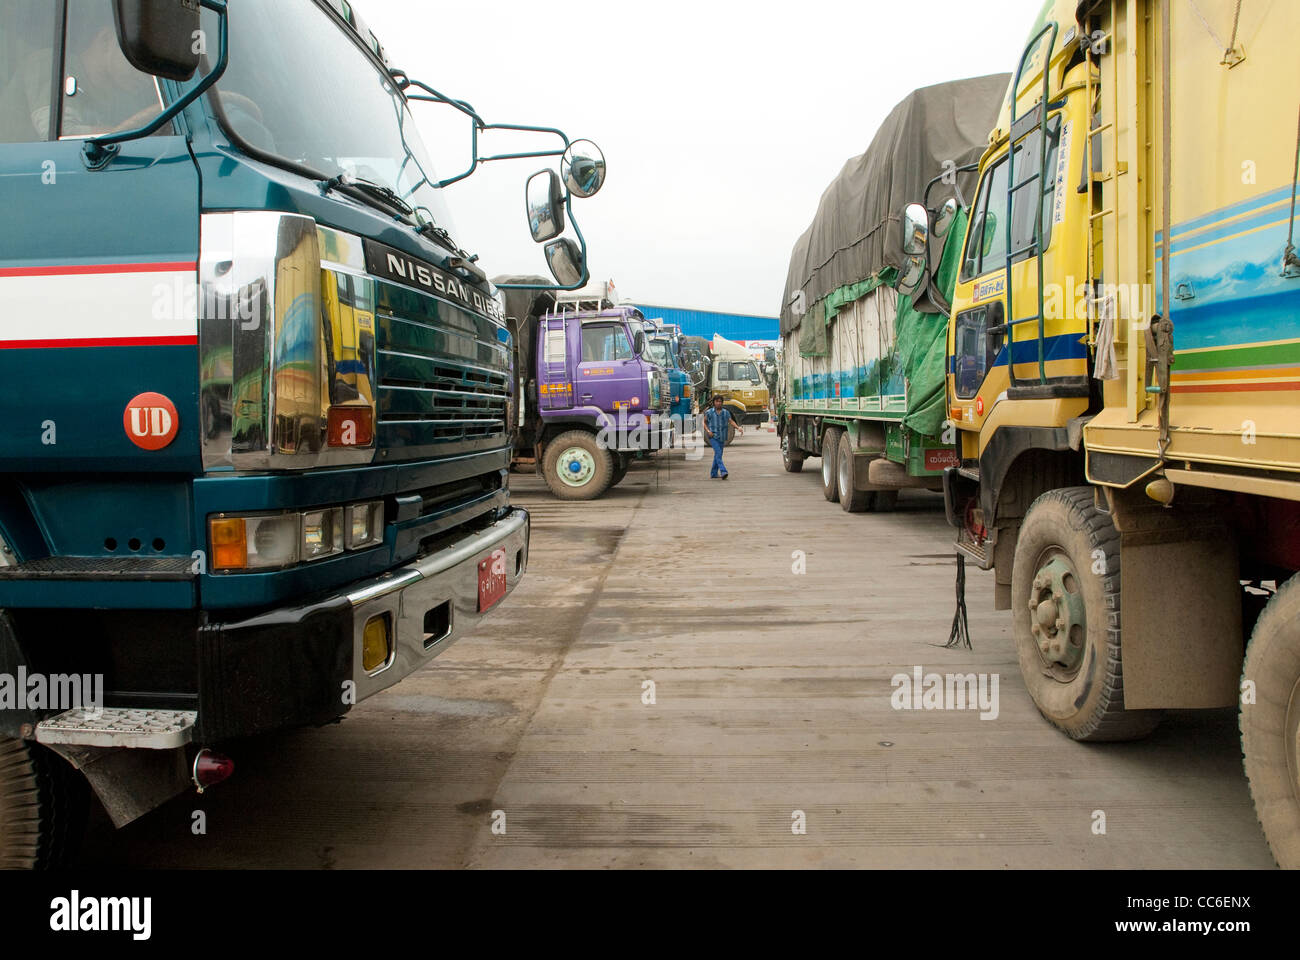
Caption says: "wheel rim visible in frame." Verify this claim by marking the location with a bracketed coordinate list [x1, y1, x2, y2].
[557, 447, 596, 488]
[838, 444, 852, 497]
[1027, 553, 1087, 679]
[822, 450, 833, 488]
[782, 436, 790, 464]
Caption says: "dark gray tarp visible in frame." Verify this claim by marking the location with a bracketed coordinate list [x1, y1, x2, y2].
[779, 73, 1011, 335]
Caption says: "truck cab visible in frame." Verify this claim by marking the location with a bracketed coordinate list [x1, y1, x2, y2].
[642, 321, 694, 433]
[707, 336, 770, 429]
[0, 0, 605, 867]
[529, 304, 671, 498]
[502, 282, 671, 501]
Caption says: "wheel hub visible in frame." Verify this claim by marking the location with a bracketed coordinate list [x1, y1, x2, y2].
[1028, 556, 1086, 672]
[557, 447, 595, 488]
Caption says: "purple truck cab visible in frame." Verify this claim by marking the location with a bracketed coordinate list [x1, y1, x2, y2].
[533, 306, 672, 499]
[507, 297, 672, 500]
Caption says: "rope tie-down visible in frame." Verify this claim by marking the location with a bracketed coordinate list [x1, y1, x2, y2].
[946, 553, 972, 650]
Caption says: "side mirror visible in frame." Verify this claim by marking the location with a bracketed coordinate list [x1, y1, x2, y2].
[902, 202, 930, 257]
[934, 197, 959, 239]
[633, 329, 647, 356]
[898, 255, 929, 298]
[113, 0, 201, 81]
[526, 169, 565, 243]
[562, 140, 607, 199]
[544, 238, 584, 287]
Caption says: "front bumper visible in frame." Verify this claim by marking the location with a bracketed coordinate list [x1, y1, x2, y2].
[194, 508, 529, 742]
[607, 414, 674, 453]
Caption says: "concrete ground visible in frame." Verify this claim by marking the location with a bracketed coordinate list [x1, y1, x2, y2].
[79, 430, 1275, 868]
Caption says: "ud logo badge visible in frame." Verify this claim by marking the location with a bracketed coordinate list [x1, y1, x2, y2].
[124, 393, 179, 451]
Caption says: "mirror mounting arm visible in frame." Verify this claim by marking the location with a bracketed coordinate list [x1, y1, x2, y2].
[923, 161, 979, 213]
[84, 0, 229, 170]
[395, 73, 571, 189]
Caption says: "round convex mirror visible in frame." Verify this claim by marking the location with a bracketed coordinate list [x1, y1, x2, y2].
[561, 140, 607, 199]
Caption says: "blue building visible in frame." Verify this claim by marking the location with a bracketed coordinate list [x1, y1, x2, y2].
[634, 303, 779, 343]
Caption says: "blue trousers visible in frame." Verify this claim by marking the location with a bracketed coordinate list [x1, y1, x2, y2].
[709, 437, 727, 477]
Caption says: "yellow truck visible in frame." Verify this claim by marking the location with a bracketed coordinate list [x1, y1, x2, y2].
[907, 0, 1300, 864]
[706, 335, 770, 439]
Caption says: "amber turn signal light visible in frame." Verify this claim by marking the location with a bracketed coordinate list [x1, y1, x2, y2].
[209, 518, 248, 571]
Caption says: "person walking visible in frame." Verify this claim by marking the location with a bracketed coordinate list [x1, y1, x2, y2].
[702, 395, 743, 479]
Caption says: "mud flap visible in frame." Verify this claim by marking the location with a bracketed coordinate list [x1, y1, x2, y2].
[1119, 532, 1243, 709]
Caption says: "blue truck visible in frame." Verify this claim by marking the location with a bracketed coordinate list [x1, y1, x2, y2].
[0, 0, 604, 867]
[641, 319, 695, 435]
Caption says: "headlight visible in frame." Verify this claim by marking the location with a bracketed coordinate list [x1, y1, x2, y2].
[210, 514, 300, 572]
[302, 508, 345, 562]
[346, 501, 385, 550]
[209, 499, 385, 573]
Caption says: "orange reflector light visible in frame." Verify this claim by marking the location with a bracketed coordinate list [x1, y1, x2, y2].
[328, 406, 374, 447]
[362, 614, 391, 673]
[209, 518, 248, 571]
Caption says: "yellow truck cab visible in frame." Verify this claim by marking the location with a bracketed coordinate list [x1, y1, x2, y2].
[915, 0, 1300, 865]
[708, 335, 770, 433]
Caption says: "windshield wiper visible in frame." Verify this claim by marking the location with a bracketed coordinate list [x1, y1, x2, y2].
[321, 175, 478, 272]
[320, 173, 414, 217]
[414, 216, 457, 253]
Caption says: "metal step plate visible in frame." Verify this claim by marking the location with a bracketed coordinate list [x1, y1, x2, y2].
[35, 708, 197, 750]
[955, 528, 992, 570]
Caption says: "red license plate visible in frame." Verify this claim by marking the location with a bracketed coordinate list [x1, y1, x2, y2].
[477, 549, 508, 613]
[925, 449, 959, 472]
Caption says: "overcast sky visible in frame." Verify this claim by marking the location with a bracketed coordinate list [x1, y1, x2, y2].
[358, 0, 1037, 316]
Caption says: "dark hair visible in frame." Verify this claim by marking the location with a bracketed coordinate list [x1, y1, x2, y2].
[712, 395, 723, 403]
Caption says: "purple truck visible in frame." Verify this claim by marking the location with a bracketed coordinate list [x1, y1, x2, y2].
[500, 283, 672, 500]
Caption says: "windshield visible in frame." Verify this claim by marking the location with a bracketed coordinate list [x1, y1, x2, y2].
[582, 324, 633, 363]
[206, 0, 456, 236]
[645, 340, 671, 366]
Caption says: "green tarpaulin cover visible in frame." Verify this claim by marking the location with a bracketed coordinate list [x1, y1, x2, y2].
[895, 208, 968, 439]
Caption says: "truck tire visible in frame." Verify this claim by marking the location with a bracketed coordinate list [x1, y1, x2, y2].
[837, 432, 871, 513]
[821, 427, 843, 503]
[1241, 573, 1300, 869]
[542, 431, 614, 501]
[1011, 487, 1163, 742]
[0, 739, 88, 870]
[725, 420, 737, 447]
[610, 454, 631, 488]
[781, 435, 804, 473]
